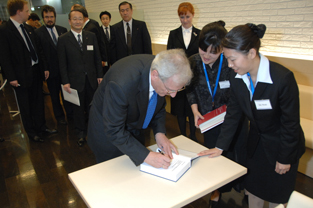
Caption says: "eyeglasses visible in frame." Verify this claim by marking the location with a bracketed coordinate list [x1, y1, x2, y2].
[160, 78, 185, 94]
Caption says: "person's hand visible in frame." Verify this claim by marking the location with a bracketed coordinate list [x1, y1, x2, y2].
[155, 133, 178, 159]
[102, 61, 106, 67]
[10, 80, 19, 87]
[191, 104, 203, 128]
[63, 83, 71, 93]
[97, 78, 103, 84]
[198, 148, 223, 158]
[193, 111, 204, 128]
[143, 151, 172, 169]
[275, 161, 290, 175]
[44, 71, 49, 80]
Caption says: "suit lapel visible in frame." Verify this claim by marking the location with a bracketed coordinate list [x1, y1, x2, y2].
[253, 82, 268, 101]
[131, 19, 139, 46]
[117, 21, 127, 50]
[68, 31, 82, 52]
[176, 27, 185, 49]
[43, 26, 57, 50]
[188, 27, 198, 49]
[7, 20, 28, 50]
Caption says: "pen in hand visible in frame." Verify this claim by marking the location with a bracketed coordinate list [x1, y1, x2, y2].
[158, 149, 164, 155]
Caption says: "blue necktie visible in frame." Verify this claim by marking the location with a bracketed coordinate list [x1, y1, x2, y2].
[142, 91, 157, 129]
[50, 27, 57, 45]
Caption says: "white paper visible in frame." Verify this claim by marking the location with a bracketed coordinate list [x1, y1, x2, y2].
[61, 84, 80, 106]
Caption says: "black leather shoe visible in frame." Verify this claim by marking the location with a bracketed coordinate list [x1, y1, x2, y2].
[58, 119, 67, 125]
[0, 137, 4, 142]
[77, 138, 86, 147]
[31, 136, 44, 142]
[43, 128, 58, 134]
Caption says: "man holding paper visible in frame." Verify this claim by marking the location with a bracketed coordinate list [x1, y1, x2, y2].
[87, 49, 193, 169]
[58, 9, 103, 146]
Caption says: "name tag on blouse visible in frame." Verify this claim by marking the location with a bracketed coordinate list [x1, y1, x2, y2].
[254, 99, 272, 110]
[87, 45, 94, 50]
[219, 80, 230, 89]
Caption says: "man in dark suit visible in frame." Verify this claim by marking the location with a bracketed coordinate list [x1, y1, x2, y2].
[110, 1, 152, 64]
[36, 5, 71, 125]
[58, 9, 103, 147]
[71, 4, 108, 70]
[0, 0, 56, 142]
[87, 49, 193, 168]
[99, 11, 111, 74]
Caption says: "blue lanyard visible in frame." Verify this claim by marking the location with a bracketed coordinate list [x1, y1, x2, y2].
[247, 72, 255, 95]
[202, 53, 223, 105]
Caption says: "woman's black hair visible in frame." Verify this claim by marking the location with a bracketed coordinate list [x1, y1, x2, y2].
[198, 20, 227, 53]
[221, 23, 266, 54]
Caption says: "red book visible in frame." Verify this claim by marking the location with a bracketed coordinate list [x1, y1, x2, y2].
[198, 105, 227, 133]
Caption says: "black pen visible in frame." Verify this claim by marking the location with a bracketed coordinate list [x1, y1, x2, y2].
[158, 149, 164, 155]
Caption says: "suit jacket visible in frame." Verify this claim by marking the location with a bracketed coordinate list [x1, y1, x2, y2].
[216, 61, 305, 165]
[99, 25, 111, 67]
[84, 19, 107, 62]
[88, 54, 166, 166]
[0, 19, 47, 87]
[110, 19, 152, 64]
[35, 25, 67, 78]
[57, 30, 103, 92]
[167, 26, 200, 58]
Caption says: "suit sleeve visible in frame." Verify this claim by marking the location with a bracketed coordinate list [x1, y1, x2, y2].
[109, 26, 117, 64]
[57, 36, 69, 84]
[215, 77, 245, 151]
[92, 34, 104, 78]
[102, 81, 150, 165]
[277, 71, 303, 164]
[141, 22, 152, 54]
[167, 31, 174, 50]
[0, 27, 16, 82]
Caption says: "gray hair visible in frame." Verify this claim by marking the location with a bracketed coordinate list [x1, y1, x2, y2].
[151, 49, 192, 86]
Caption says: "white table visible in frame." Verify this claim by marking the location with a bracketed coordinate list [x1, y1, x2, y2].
[69, 135, 247, 208]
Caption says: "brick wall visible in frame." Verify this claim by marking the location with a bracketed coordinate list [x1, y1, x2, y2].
[86, 0, 313, 58]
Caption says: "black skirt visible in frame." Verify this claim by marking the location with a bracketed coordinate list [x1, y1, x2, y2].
[244, 140, 299, 203]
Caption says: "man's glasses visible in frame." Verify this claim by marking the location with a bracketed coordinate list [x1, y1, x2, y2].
[160, 78, 185, 94]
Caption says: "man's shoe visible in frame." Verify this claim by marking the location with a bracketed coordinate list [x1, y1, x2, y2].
[0, 137, 4, 142]
[31, 136, 44, 142]
[58, 119, 67, 125]
[77, 138, 86, 147]
[43, 128, 58, 134]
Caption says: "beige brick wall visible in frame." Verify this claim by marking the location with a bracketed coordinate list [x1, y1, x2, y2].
[85, 0, 313, 58]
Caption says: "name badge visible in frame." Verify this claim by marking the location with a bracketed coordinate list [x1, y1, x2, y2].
[254, 99, 272, 110]
[219, 80, 230, 89]
[87, 45, 94, 51]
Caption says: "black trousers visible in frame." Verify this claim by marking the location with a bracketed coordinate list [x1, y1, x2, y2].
[73, 76, 96, 138]
[14, 65, 46, 138]
[46, 75, 72, 120]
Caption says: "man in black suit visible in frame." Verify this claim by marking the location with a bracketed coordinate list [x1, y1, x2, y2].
[99, 11, 111, 74]
[0, 0, 56, 142]
[110, 1, 152, 64]
[36, 5, 71, 125]
[71, 4, 108, 70]
[58, 9, 103, 147]
[87, 49, 193, 168]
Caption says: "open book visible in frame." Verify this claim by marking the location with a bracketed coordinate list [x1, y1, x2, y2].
[198, 105, 227, 133]
[140, 148, 199, 182]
